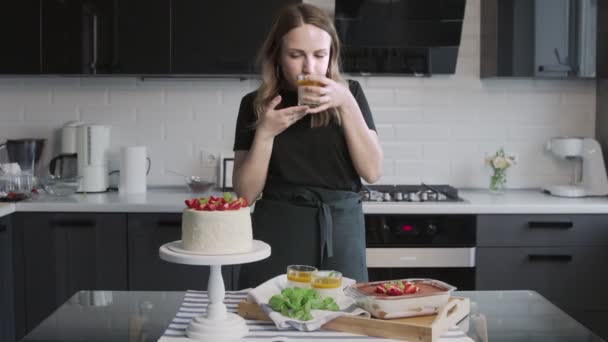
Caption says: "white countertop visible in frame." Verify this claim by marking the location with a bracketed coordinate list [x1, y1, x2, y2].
[1, 188, 608, 218]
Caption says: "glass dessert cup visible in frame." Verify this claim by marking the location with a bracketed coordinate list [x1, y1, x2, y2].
[286, 265, 318, 289]
[311, 270, 343, 299]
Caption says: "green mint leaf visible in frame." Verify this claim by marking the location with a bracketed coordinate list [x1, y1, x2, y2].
[271, 287, 326, 321]
[309, 298, 324, 310]
[223, 192, 233, 202]
[269, 295, 285, 311]
[325, 302, 339, 311]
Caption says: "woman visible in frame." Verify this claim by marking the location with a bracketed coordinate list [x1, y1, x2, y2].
[232, 3, 383, 288]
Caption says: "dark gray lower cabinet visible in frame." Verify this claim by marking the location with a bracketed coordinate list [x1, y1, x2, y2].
[127, 213, 234, 291]
[0, 214, 16, 342]
[476, 214, 608, 340]
[14, 212, 128, 335]
[10, 211, 244, 340]
[573, 310, 608, 340]
[477, 246, 608, 309]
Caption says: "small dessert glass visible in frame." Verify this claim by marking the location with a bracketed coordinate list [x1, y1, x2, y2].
[311, 270, 343, 299]
[286, 265, 318, 289]
[296, 74, 323, 107]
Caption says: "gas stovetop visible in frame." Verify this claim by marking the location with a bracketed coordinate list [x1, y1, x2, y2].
[360, 184, 463, 202]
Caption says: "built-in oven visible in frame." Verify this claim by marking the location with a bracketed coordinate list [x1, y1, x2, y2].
[365, 214, 476, 290]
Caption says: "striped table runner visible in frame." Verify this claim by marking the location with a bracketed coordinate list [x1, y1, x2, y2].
[158, 290, 472, 342]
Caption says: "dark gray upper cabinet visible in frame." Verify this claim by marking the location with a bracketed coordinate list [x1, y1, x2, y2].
[41, 0, 171, 75]
[0, 0, 292, 75]
[116, 0, 170, 74]
[0, 1, 41, 74]
[0, 0, 170, 75]
[41, 0, 117, 74]
[170, 0, 296, 75]
[481, 0, 598, 78]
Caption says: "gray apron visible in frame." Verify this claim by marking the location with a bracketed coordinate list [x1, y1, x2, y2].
[237, 184, 368, 289]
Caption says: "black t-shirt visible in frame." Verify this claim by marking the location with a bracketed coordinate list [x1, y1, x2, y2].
[233, 80, 376, 192]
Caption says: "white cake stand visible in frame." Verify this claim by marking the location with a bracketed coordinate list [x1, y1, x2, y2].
[159, 240, 271, 341]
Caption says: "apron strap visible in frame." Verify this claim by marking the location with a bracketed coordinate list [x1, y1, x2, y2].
[316, 196, 360, 265]
[318, 202, 334, 261]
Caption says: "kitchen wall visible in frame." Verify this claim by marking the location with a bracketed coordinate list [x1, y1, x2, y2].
[0, 0, 596, 188]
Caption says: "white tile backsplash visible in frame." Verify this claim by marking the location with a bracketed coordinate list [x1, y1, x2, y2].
[0, 0, 597, 188]
[0, 104, 25, 122]
[52, 88, 107, 106]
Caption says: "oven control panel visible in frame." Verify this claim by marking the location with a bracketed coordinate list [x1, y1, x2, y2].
[364, 214, 476, 247]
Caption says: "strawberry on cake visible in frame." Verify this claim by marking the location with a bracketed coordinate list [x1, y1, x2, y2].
[182, 193, 252, 254]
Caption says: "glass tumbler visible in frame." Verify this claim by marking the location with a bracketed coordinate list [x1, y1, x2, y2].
[286, 265, 318, 289]
[296, 74, 323, 107]
[310, 270, 343, 299]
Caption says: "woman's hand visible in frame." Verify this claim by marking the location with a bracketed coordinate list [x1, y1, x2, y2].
[257, 95, 309, 140]
[300, 75, 352, 114]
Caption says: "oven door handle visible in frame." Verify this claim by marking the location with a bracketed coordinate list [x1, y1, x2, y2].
[366, 247, 476, 268]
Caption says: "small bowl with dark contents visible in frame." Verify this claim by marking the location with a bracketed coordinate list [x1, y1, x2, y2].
[185, 176, 215, 193]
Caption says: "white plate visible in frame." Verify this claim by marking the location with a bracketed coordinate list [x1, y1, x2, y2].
[167, 240, 256, 256]
[159, 240, 271, 266]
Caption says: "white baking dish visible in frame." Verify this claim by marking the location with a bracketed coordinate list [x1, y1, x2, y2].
[344, 278, 456, 319]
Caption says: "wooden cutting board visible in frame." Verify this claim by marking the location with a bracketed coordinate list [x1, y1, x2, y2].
[237, 296, 470, 342]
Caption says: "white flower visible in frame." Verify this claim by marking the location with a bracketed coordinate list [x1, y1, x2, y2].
[486, 148, 517, 171]
[492, 157, 510, 170]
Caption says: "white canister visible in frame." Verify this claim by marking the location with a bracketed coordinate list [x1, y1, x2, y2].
[119, 146, 149, 194]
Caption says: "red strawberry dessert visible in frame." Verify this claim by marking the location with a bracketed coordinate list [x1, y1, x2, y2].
[369, 280, 429, 297]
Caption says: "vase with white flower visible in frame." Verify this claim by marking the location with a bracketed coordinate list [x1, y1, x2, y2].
[486, 148, 516, 194]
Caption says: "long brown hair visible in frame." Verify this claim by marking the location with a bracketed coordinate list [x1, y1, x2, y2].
[253, 3, 346, 128]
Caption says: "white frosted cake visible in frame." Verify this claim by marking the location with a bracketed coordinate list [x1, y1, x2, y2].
[181, 206, 253, 254]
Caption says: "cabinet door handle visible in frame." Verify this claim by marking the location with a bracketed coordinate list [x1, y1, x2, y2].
[527, 221, 573, 229]
[156, 220, 181, 227]
[91, 14, 98, 74]
[0, 224, 6, 232]
[50, 219, 96, 227]
[528, 254, 573, 263]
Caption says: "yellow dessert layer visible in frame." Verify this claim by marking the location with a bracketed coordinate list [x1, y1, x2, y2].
[311, 277, 341, 289]
[287, 272, 312, 283]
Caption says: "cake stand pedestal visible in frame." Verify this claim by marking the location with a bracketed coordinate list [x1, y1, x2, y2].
[159, 240, 271, 341]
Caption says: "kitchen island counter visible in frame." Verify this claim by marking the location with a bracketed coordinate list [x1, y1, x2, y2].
[20, 289, 604, 342]
[0, 202, 15, 217]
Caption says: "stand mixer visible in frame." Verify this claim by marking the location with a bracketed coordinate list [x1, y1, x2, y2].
[543, 137, 608, 197]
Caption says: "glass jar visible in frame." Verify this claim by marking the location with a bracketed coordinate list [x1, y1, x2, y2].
[489, 169, 507, 194]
